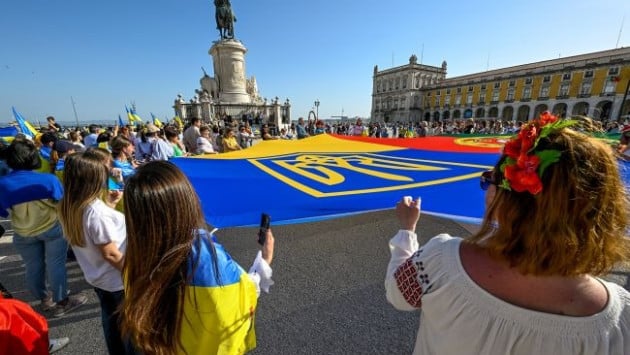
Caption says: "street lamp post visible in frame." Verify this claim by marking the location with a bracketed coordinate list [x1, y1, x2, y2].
[314, 99, 320, 119]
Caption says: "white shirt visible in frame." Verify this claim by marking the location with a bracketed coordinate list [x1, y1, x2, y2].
[72, 199, 126, 292]
[385, 232, 630, 355]
[196, 136, 215, 154]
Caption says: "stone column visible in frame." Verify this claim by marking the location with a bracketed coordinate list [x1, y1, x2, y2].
[200, 96, 212, 122]
[210, 40, 251, 104]
[173, 97, 185, 120]
[272, 100, 282, 128]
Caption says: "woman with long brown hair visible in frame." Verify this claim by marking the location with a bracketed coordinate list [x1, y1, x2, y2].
[120, 161, 275, 355]
[385, 113, 630, 354]
[58, 151, 135, 354]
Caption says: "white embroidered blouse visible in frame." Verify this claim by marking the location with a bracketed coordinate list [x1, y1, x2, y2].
[385, 231, 630, 355]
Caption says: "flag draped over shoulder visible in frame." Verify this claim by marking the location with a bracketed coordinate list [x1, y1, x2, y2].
[173, 134, 500, 228]
[11, 107, 39, 138]
[180, 231, 257, 354]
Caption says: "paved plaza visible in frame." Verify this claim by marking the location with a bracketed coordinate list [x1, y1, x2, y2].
[2, 210, 629, 354]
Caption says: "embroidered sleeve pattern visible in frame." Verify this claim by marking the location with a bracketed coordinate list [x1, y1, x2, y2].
[393, 249, 432, 308]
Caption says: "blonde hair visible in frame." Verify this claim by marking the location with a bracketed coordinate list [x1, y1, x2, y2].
[58, 152, 108, 247]
[470, 124, 630, 276]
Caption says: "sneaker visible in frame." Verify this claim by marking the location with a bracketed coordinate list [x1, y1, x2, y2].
[40, 295, 56, 312]
[49, 337, 70, 353]
[52, 293, 87, 318]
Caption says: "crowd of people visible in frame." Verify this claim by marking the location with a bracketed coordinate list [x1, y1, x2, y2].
[0, 116, 276, 354]
[295, 116, 629, 139]
[2, 112, 630, 354]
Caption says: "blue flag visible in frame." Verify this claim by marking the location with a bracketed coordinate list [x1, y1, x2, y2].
[118, 115, 125, 127]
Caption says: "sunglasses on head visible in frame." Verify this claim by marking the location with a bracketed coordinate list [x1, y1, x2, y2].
[480, 170, 497, 191]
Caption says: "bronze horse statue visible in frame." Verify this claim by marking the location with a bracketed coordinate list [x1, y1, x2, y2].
[214, 0, 236, 39]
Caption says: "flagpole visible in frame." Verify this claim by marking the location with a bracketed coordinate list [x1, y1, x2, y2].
[71, 96, 80, 128]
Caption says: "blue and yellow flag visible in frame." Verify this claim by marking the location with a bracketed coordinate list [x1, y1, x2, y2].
[173, 116, 183, 128]
[173, 134, 499, 228]
[0, 126, 18, 143]
[11, 107, 39, 138]
[130, 107, 143, 123]
[125, 106, 134, 124]
[150, 113, 163, 128]
[181, 231, 257, 354]
[125, 106, 142, 123]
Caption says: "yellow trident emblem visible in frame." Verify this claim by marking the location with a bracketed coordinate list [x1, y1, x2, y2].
[249, 153, 491, 198]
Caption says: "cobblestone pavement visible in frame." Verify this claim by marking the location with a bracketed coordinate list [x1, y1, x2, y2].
[1, 213, 628, 354]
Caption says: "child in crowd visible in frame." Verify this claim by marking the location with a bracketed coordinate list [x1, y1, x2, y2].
[58, 151, 135, 355]
[52, 140, 82, 182]
[110, 135, 137, 182]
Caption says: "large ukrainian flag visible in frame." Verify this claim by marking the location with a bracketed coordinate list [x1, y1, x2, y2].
[173, 134, 500, 228]
[181, 232, 257, 354]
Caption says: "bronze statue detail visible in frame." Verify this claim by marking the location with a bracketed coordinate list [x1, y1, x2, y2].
[214, 0, 236, 39]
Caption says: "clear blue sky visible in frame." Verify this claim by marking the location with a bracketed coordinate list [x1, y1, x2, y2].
[1, 0, 629, 126]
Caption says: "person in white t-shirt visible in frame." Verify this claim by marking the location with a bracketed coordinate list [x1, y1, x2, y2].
[196, 125, 217, 154]
[58, 151, 135, 355]
[385, 113, 630, 354]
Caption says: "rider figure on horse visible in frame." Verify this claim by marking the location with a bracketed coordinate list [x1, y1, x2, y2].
[214, 0, 236, 39]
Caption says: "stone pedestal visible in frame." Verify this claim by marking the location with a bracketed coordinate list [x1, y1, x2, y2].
[209, 40, 251, 104]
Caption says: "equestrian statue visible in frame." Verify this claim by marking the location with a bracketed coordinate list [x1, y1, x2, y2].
[214, 0, 236, 39]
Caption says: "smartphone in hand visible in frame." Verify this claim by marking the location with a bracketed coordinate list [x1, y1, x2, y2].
[107, 177, 124, 192]
[258, 213, 270, 245]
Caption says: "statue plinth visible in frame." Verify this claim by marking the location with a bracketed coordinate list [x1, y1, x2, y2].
[209, 39, 251, 104]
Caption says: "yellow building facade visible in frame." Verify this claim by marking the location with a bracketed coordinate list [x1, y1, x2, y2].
[372, 48, 630, 123]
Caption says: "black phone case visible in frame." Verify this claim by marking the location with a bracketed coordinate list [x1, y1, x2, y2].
[258, 213, 270, 245]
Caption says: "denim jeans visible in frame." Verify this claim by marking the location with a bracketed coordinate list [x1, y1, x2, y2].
[12, 222, 68, 302]
[93, 287, 137, 355]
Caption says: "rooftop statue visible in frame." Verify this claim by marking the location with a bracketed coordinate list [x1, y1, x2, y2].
[214, 0, 236, 40]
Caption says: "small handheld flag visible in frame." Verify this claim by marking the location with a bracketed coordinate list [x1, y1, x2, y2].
[151, 113, 163, 128]
[174, 116, 183, 128]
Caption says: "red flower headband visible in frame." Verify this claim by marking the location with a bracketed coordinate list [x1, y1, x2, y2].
[500, 112, 577, 195]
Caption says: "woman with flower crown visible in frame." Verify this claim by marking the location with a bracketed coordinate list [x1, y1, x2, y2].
[385, 112, 630, 354]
